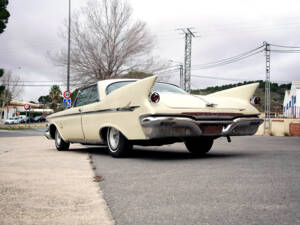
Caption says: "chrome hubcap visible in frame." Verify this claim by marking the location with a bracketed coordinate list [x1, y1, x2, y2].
[109, 128, 119, 151]
[56, 131, 61, 146]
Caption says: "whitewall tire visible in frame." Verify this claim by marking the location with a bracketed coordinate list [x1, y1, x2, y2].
[55, 129, 70, 151]
[107, 127, 132, 157]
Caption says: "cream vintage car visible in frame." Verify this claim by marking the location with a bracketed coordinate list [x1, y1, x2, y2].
[45, 76, 263, 157]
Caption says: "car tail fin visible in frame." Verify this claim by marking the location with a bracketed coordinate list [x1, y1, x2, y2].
[207, 83, 259, 102]
[104, 76, 157, 107]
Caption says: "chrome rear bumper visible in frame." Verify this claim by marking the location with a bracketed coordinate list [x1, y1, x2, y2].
[140, 116, 263, 139]
[44, 123, 52, 139]
[45, 130, 51, 139]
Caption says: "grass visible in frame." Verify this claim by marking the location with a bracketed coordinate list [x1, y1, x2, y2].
[0, 123, 46, 130]
[0, 125, 29, 130]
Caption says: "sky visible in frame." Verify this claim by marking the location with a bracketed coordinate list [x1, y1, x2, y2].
[1, 0, 300, 101]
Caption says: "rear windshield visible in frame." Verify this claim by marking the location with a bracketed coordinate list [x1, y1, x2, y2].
[106, 81, 186, 95]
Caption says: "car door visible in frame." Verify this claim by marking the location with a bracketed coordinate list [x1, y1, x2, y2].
[61, 87, 91, 142]
[81, 85, 101, 143]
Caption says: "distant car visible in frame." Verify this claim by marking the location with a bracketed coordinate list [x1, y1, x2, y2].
[4, 118, 16, 125]
[39, 116, 46, 122]
[20, 116, 35, 123]
[33, 116, 40, 123]
[45, 76, 263, 157]
[33, 116, 46, 123]
[18, 115, 27, 123]
[4, 117, 22, 124]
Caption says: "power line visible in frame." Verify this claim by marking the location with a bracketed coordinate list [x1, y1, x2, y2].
[270, 43, 300, 48]
[191, 74, 290, 84]
[191, 75, 247, 82]
[197, 21, 300, 37]
[192, 45, 264, 66]
[192, 50, 263, 70]
[2, 21, 300, 56]
[271, 50, 300, 53]
[1, 84, 72, 87]
[12, 81, 65, 83]
[154, 19, 300, 39]
[156, 68, 179, 74]
[2, 81, 65, 84]
[191, 46, 264, 69]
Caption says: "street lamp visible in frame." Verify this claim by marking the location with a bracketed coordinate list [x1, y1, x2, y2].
[67, 0, 71, 92]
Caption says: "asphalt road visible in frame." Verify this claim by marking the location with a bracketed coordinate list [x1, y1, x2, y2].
[0, 128, 47, 155]
[90, 136, 300, 225]
[0, 128, 46, 138]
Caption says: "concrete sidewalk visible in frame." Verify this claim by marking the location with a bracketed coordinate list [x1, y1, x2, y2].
[0, 136, 114, 225]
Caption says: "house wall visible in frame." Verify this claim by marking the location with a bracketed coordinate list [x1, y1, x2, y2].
[283, 90, 290, 117]
[296, 89, 300, 118]
[283, 81, 300, 118]
[256, 118, 300, 136]
[1, 106, 25, 120]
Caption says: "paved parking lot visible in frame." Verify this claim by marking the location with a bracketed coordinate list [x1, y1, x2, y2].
[0, 128, 46, 138]
[1, 129, 299, 225]
[0, 135, 113, 225]
[90, 136, 300, 225]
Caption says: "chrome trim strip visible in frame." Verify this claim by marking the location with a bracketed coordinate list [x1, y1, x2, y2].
[48, 106, 140, 119]
[141, 116, 232, 125]
[143, 113, 259, 121]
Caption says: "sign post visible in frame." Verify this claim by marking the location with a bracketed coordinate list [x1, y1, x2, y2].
[63, 90, 72, 108]
[63, 98, 72, 108]
[24, 104, 31, 127]
[63, 90, 71, 99]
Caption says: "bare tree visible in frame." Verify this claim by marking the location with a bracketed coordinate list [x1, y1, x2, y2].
[52, 0, 166, 86]
[0, 70, 23, 118]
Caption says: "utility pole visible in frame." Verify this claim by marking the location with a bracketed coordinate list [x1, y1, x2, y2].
[184, 28, 195, 93]
[67, 0, 71, 92]
[177, 28, 196, 93]
[169, 60, 184, 89]
[179, 64, 184, 89]
[264, 41, 271, 135]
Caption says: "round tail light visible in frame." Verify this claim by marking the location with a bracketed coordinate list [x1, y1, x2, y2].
[254, 97, 260, 104]
[251, 96, 261, 105]
[150, 92, 160, 103]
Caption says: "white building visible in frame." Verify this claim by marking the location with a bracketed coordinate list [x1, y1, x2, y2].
[283, 81, 300, 118]
[1, 100, 53, 121]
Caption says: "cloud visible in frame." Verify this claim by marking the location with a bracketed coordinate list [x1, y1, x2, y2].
[1, 0, 300, 101]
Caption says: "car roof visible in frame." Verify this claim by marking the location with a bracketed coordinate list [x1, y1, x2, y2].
[77, 78, 182, 98]
[96, 78, 137, 87]
[77, 78, 136, 91]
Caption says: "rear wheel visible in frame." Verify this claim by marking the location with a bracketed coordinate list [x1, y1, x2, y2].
[55, 129, 70, 151]
[184, 137, 214, 155]
[107, 127, 132, 157]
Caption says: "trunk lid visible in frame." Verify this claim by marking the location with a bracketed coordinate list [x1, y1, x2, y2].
[159, 93, 208, 109]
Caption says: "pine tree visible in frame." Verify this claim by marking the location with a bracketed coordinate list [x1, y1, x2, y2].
[0, 0, 10, 33]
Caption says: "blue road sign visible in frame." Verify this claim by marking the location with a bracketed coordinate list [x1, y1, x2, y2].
[63, 98, 71, 107]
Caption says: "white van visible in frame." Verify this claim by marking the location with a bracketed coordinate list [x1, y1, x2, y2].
[4, 117, 18, 124]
